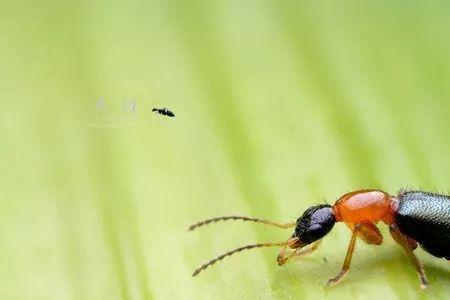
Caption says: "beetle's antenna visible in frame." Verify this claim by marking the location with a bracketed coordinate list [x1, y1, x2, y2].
[192, 239, 296, 276]
[188, 216, 295, 231]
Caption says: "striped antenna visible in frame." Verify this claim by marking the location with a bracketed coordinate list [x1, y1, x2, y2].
[192, 241, 289, 277]
[188, 216, 295, 231]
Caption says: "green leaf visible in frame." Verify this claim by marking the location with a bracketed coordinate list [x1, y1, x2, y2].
[1, 0, 449, 299]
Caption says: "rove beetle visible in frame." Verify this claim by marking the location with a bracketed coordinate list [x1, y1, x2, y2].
[189, 189, 450, 289]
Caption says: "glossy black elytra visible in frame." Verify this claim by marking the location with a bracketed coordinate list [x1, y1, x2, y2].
[152, 107, 175, 117]
[189, 189, 450, 289]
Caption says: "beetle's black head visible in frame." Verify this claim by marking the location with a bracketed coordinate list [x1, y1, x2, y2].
[292, 204, 336, 246]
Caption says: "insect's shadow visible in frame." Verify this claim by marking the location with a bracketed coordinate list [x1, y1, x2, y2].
[423, 263, 450, 282]
[271, 250, 450, 289]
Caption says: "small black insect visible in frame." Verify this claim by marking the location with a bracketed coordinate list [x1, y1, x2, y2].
[152, 107, 175, 117]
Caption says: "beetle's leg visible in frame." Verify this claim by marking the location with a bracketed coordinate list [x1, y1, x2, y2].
[277, 240, 322, 266]
[277, 245, 288, 264]
[277, 246, 287, 266]
[327, 225, 358, 287]
[391, 230, 418, 250]
[296, 239, 322, 256]
[389, 224, 427, 290]
[405, 237, 418, 250]
[276, 237, 305, 265]
[347, 222, 383, 245]
[277, 247, 298, 266]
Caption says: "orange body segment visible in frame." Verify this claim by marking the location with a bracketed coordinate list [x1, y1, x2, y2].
[332, 190, 395, 225]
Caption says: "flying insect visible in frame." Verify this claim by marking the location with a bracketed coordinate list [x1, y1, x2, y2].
[152, 107, 175, 117]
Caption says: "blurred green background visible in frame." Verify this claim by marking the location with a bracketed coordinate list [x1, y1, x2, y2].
[1, 0, 450, 299]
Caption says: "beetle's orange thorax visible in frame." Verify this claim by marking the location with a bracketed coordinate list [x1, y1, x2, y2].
[332, 190, 395, 225]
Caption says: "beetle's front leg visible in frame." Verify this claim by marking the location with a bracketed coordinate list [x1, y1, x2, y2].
[327, 225, 358, 286]
[277, 240, 322, 266]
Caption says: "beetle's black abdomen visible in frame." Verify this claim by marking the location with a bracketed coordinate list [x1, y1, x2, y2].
[395, 191, 450, 259]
